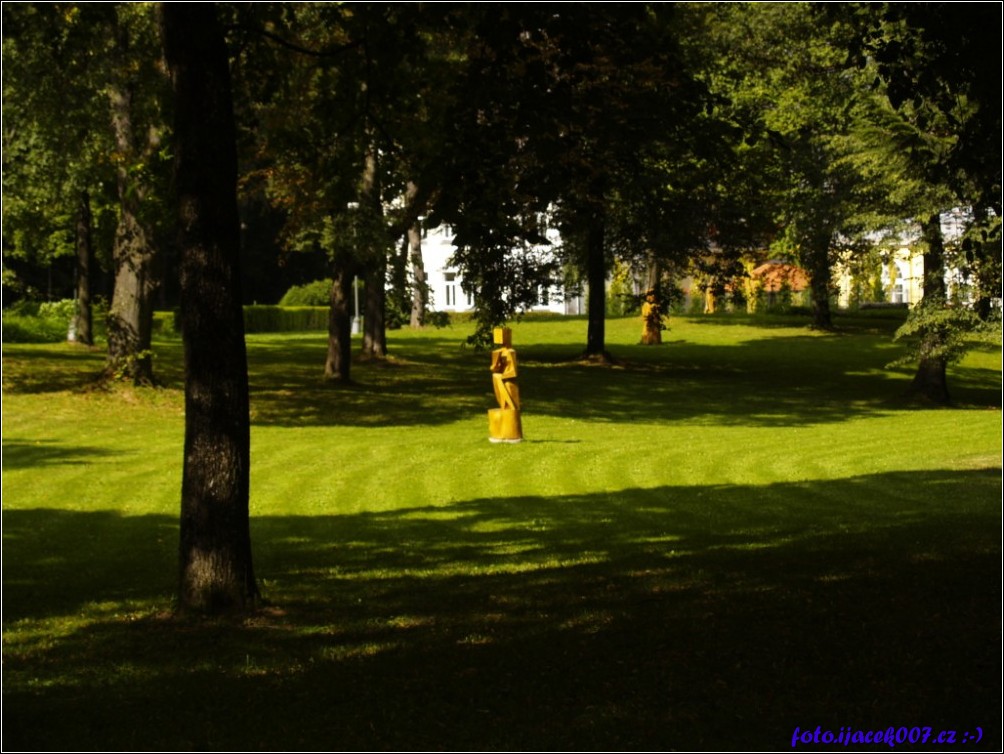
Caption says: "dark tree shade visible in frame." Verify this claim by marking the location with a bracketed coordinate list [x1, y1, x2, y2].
[161, 3, 257, 613]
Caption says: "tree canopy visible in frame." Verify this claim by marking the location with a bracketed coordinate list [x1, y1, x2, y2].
[3, 1, 1000, 618]
[4, 2, 999, 366]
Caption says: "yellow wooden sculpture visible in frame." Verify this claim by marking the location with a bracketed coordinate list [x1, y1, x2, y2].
[640, 288, 663, 345]
[488, 327, 523, 443]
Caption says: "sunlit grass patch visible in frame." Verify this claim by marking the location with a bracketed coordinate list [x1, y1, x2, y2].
[2, 313, 1000, 751]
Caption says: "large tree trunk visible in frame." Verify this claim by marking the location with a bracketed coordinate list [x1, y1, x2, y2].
[107, 208, 156, 382]
[910, 213, 950, 404]
[584, 211, 608, 358]
[105, 17, 158, 385]
[72, 190, 94, 346]
[325, 263, 355, 381]
[640, 254, 663, 345]
[408, 220, 426, 328]
[362, 260, 387, 359]
[359, 142, 387, 359]
[162, 3, 257, 614]
[805, 233, 833, 329]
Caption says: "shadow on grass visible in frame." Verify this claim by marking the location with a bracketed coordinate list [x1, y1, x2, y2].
[1, 439, 124, 470]
[244, 330, 998, 429]
[1, 343, 107, 394]
[3, 468, 1000, 751]
[246, 335, 492, 428]
[5, 327, 999, 429]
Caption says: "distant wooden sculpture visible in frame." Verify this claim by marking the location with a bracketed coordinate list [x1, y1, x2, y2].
[640, 288, 663, 345]
[488, 327, 523, 443]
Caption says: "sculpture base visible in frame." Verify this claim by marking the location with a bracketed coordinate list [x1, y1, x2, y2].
[488, 408, 523, 443]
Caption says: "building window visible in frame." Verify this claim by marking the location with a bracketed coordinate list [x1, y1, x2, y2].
[892, 262, 909, 304]
[445, 271, 457, 307]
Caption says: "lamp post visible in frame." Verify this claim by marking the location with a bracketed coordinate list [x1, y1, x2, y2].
[347, 201, 360, 334]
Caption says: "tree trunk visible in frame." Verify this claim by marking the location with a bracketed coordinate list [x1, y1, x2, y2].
[72, 190, 94, 346]
[325, 263, 354, 381]
[105, 20, 158, 385]
[162, 2, 257, 614]
[910, 213, 950, 404]
[362, 260, 387, 359]
[409, 220, 426, 328]
[359, 142, 387, 359]
[640, 254, 663, 345]
[107, 208, 156, 382]
[806, 233, 833, 329]
[584, 211, 608, 358]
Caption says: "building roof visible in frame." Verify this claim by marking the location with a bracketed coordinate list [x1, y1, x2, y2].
[750, 261, 810, 292]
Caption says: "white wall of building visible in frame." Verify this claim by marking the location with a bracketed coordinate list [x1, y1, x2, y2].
[418, 225, 577, 315]
[834, 209, 974, 308]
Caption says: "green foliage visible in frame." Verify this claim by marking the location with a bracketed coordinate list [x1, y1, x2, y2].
[890, 299, 1001, 368]
[1, 299, 76, 343]
[424, 310, 452, 328]
[384, 300, 407, 331]
[606, 261, 639, 318]
[2, 314, 68, 344]
[695, 3, 896, 329]
[278, 279, 335, 307]
[152, 311, 179, 337]
[242, 306, 329, 334]
[37, 298, 77, 323]
[2, 4, 170, 295]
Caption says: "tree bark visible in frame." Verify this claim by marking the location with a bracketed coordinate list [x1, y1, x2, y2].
[107, 208, 156, 381]
[162, 3, 257, 614]
[72, 190, 94, 346]
[359, 143, 387, 359]
[584, 211, 608, 358]
[408, 220, 426, 328]
[105, 16, 158, 384]
[640, 254, 663, 345]
[910, 213, 950, 404]
[325, 263, 355, 381]
[806, 233, 833, 329]
[362, 259, 387, 358]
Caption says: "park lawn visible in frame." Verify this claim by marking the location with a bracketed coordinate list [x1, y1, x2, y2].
[2, 313, 1001, 751]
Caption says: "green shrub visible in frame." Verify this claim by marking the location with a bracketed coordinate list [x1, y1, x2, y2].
[279, 279, 333, 307]
[243, 305, 329, 333]
[2, 299, 75, 343]
[38, 299, 77, 323]
[424, 310, 452, 328]
[2, 314, 69, 343]
[153, 311, 180, 337]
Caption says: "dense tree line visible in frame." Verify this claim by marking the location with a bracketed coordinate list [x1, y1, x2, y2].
[6, 3, 998, 362]
[3, 2, 998, 611]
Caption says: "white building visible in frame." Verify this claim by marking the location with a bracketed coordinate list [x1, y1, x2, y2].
[833, 209, 975, 308]
[417, 209, 980, 315]
[834, 246, 924, 308]
[418, 225, 580, 315]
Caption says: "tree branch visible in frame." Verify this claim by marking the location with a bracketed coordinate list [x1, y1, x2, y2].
[224, 23, 363, 59]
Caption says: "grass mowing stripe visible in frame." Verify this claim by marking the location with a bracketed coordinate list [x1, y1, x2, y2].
[2, 313, 1000, 751]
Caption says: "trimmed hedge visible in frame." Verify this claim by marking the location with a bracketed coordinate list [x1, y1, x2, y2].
[167, 305, 328, 334]
[2, 302, 576, 343]
[243, 305, 329, 333]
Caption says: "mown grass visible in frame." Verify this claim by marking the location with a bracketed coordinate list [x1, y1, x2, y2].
[2, 312, 1001, 751]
